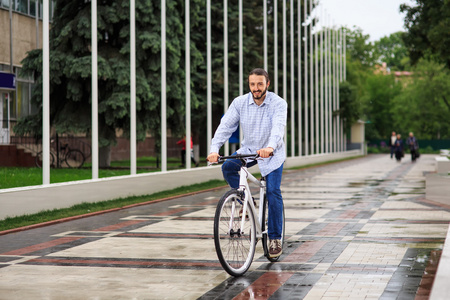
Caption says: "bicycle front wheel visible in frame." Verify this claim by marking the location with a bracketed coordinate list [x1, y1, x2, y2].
[65, 149, 85, 168]
[214, 190, 256, 277]
[262, 195, 285, 262]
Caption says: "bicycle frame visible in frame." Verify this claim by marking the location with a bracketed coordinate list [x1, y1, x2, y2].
[237, 165, 266, 239]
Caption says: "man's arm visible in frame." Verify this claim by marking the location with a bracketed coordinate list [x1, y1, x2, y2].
[209, 98, 241, 157]
[267, 98, 288, 150]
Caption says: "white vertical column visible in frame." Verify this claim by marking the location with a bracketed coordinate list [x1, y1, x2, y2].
[324, 16, 328, 153]
[314, 11, 319, 154]
[320, 6, 324, 154]
[130, 0, 136, 175]
[91, 0, 98, 179]
[339, 28, 343, 151]
[328, 22, 332, 153]
[290, 0, 295, 157]
[239, 0, 243, 96]
[185, 0, 191, 168]
[239, 0, 243, 146]
[297, 0, 302, 156]
[303, 0, 308, 156]
[42, 0, 50, 184]
[343, 29, 347, 150]
[333, 27, 337, 152]
[344, 29, 347, 81]
[206, 0, 211, 157]
[161, 0, 167, 171]
[283, 0, 287, 155]
[274, 0, 278, 94]
[336, 28, 340, 152]
[309, 0, 313, 154]
[223, 0, 229, 156]
[263, 0, 268, 71]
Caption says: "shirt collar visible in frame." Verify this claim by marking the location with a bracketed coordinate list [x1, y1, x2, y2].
[247, 91, 271, 106]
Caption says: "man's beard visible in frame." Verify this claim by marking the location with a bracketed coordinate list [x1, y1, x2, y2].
[252, 87, 267, 100]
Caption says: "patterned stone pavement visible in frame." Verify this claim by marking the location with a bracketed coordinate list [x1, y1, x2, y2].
[0, 154, 448, 299]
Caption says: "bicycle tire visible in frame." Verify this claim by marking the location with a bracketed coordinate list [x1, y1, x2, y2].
[35, 151, 56, 168]
[262, 195, 286, 262]
[65, 149, 85, 168]
[213, 189, 257, 277]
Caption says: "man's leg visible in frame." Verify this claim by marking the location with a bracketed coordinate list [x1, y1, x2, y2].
[181, 150, 186, 166]
[266, 163, 284, 240]
[221, 152, 257, 188]
[266, 163, 284, 258]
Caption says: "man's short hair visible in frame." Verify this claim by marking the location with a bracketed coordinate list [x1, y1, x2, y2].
[248, 68, 270, 83]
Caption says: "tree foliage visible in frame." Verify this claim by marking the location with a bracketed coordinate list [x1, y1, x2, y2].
[391, 59, 450, 139]
[373, 31, 409, 71]
[401, 0, 450, 67]
[360, 73, 402, 140]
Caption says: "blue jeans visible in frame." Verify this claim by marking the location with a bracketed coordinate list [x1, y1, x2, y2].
[222, 153, 284, 240]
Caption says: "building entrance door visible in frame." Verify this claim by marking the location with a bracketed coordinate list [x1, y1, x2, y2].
[0, 93, 10, 144]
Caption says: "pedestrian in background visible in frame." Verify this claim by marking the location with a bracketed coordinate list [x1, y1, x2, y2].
[390, 131, 396, 159]
[406, 132, 419, 162]
[177, 136, 199, 167]
[394, 134, 404, 162]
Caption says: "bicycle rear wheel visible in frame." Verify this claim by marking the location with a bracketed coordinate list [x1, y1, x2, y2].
[213, 189, 256, 277]
[262, 195, 285, 262]
[65, 149, 85, 168]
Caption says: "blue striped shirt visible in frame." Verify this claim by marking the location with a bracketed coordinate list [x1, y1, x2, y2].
[210, 91, 287, 177]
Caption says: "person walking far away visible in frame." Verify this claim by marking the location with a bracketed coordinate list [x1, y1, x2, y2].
[177, 136, 199, 167]
[394, 133, 404, 162]
[390, 131, 396, 159]
[406, 132, 419, 162]
[207, 68, 287, 258]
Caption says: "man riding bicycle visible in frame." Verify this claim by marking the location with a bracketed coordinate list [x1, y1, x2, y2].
[207, 68, 287, 258]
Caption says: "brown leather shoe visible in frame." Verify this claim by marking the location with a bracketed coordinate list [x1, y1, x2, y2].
[269, 239, 282, 258]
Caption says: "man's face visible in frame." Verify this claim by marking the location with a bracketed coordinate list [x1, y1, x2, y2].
[249, 74, 270, 100]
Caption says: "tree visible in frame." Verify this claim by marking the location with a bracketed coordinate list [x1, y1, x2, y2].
[338, 81, 359, 132]
[15, 0, 203, 166]
[391, 59, 450, 139]
[360, 73, 402, 140]
[373, 31, 409, 71]
[401, 0, 450, 68]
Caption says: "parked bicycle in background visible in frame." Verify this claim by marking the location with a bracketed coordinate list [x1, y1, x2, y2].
[36, 139, 85, 168]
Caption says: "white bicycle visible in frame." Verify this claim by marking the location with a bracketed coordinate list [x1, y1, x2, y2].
[211, 154, 285, 277]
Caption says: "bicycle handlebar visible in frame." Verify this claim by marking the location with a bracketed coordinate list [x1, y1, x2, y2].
[217, 154, 260, 163]
[208, 152, 274, 165]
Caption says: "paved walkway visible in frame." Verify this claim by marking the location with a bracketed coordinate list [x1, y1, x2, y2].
[0, 154, 448, 299]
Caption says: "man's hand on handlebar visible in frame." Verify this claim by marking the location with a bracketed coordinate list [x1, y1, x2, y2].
[257, 147, 274, 158]
[207, 152, 220, 163]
